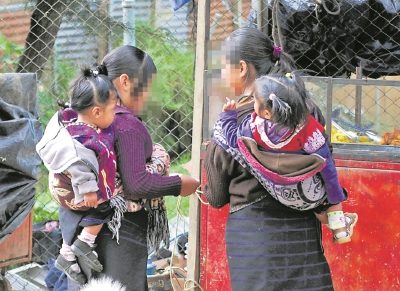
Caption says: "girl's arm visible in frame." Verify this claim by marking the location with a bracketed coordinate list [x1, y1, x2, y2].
[68, 162, 98, 204]
[314, 143, 346, 204]
[218, 110, 240, 148]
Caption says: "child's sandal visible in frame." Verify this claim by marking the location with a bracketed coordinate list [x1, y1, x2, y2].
[332, 213, 358, 244]
[71, 238, 103, 273]
[55, 254, 87, 285]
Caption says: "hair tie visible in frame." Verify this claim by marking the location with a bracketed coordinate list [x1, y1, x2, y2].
[91, 69, 99, 77]
[269, 92, 292, 120]
[273, 46, 282, 58]
[97, 63, 108, 76]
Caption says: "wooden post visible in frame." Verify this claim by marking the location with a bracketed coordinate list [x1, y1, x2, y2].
[355, 66, 363, 128]
[187, 0, 209, 289]
[253, 0, 269, 34]
[97, 0, 110, 63]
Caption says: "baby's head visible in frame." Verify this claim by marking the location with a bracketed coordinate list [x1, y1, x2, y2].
[69, 67, 117, 129]
[254, 73, 309, 129]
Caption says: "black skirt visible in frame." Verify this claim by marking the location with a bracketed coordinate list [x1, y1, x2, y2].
[226, 197, 333, 291]
[95, 209, 149, 291]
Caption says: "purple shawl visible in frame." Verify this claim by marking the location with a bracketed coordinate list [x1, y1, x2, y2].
[60, 108, 116, 201]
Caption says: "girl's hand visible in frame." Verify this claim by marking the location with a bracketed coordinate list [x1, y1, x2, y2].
[223, 97, 236, 112]
[84, 192, 99, 208]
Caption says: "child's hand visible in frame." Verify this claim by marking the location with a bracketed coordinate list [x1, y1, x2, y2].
[223, 97, 236, 112]
[84, 192, 99, 208]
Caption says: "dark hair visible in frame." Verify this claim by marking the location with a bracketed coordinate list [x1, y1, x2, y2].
[254, 73, 309, 129]
[100, 45, 157, 97]
[69, 67, 115, 112]
[224, 27, 294, 77]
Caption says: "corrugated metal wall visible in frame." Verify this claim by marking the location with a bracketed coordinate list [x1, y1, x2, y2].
[110, 0, 190, 41]
[0, 1, 32, 45]
[0, 0, 254, 62]
[0, 0, 191, 64]
[54, 20, 98, 63]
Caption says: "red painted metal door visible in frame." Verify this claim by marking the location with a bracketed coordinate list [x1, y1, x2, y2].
[323, 159, 400, 290]
[200, 158, 400, 290]
[199, 160, 230, 291]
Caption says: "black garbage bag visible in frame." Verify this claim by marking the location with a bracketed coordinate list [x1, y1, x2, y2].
[355, 0, 400, 78]
[279, 0, 369, 77]
[317, 0, 370, 76]
[0, 98, 42, 241]
[274, 0, 319, 69]
[277, 0, 322, 73]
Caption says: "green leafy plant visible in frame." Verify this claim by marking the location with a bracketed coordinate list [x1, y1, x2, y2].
[38, 58, 76, 126]
[135, 22, 195, 159]
[34, 59, 76, 222]
[34, 166, 59, 223]
[33, 22, 195, 223]
[0, 34, 24, 72]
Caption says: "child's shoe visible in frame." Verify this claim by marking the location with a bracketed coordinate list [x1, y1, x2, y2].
[332, 212, 358, 244]
[71, 238, 103, 272]
[54, 254, 87, 284]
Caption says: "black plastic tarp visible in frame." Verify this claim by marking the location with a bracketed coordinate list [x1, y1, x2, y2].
[279, 0, 370, 77]
[269, 0, 399, 78]
[355, 0, 400, 78]
[0, 73, 42, 242]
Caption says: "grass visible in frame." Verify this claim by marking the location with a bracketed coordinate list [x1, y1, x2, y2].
[34, 166, 58, 223]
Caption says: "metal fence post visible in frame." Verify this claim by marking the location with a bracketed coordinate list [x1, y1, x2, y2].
[122, 0, 135, 46]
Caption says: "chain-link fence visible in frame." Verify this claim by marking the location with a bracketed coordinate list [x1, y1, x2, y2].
[208, 0, 400, 77]
[200, 1, 400, 290]
[205, 0, 400, 144]
[1, 0, 400, 289]
[1, 0, 196, 289]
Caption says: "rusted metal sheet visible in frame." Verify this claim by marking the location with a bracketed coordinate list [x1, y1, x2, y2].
[0, 10, 31, 45]
[0, 213, 32, 268]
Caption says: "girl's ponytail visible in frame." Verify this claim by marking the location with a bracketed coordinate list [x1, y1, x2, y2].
[82, 67, 94, 78]
[225, 27, 296, 78]
[68, 66, 114, 112]
[57, 99, 70, 109]
[96, 63, 108, 76]
[269, 50, 295, 75]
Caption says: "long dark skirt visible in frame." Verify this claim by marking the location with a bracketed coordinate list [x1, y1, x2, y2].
[226, 197, 333, 291]
[95, 209, 149, 291]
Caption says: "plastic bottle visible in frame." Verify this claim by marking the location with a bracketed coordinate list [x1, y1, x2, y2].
[146, 258, 156, 275]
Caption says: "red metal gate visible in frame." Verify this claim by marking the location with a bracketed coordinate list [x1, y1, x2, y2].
[200, 151, 400, 290]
